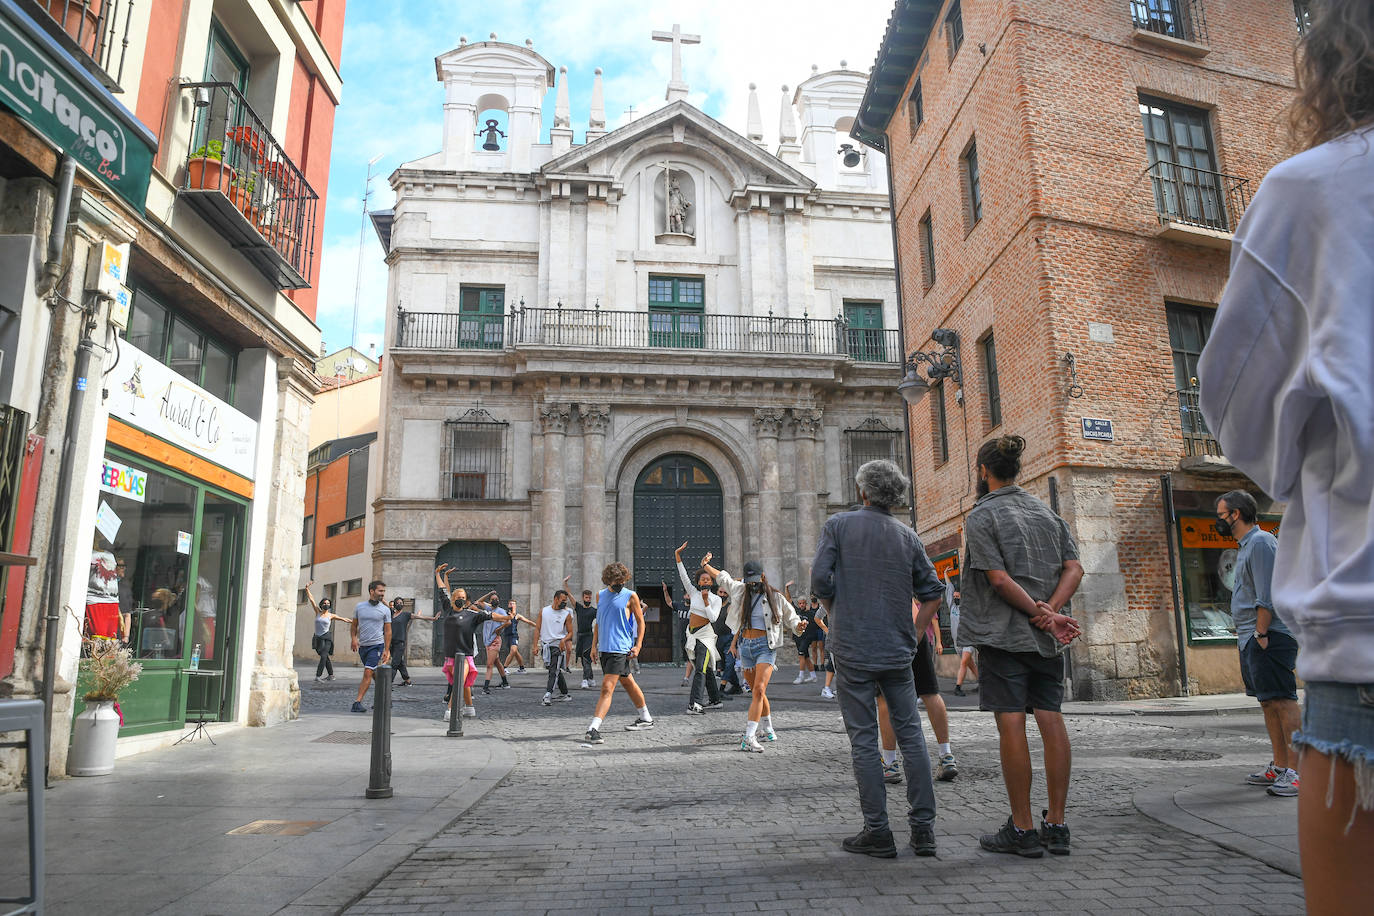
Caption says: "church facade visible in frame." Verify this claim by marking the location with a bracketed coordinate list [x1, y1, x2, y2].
[371, 36, 906, 661]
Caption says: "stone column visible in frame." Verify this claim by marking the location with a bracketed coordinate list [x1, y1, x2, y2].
[539, 404, 572, 600]
[248, 357, 318, 727]
[792, 408, 823, 586]
[580, 405, 611, 587]
[754, 408, 785, 582]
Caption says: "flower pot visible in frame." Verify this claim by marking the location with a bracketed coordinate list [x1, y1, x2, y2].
[68, 699, 120, 776]
[228, 183, 254, 213]
[187, 157, 231, 192]
[46, 0, 104, 57]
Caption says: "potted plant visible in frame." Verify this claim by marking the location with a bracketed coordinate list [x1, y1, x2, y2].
[187, 139, 232, 192]
[228, 169, 258, 215]
[46, 0, 104, 57]
[68, 639, 142, 777]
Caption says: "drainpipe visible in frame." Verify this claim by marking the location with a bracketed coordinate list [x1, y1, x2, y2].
[1160, 473, 1190, 696]
[879, 143, 917, 528]
[38, 156, 87, 783]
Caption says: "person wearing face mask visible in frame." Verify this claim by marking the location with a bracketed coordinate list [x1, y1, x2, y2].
[583, 562, 654, 745]
[1214, 490, 1301, 798]
[350, 580, 392, 713]
[702, 553, 807, 752]
[540, 580, 576, 706]
[573, 588, 598, 688]
[673, 541, 724, 715]
[305, 581, 350, 682]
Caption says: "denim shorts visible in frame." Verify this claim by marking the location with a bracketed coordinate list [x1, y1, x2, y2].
[359, 643, 384, 670]
[1293, 681, 1374, 813]
[737, 635, 776, 670]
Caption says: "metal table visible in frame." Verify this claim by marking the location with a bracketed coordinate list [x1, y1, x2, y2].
[175, 669, 225, 746]
[0, 698, 44, 915]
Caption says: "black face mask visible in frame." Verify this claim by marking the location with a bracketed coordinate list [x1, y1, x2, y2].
[610, 583, 624, 593]
[1214, 516, 1234, 538]
[976, 477, 990, 498]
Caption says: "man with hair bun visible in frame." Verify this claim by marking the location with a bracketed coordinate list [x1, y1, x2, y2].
[961, 435, 1084, 858]
[811, 458, 945, 859]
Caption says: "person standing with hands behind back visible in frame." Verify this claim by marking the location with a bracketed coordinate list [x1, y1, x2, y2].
[1199, 8, 1374, 907]
[959, 436, 1082, 858]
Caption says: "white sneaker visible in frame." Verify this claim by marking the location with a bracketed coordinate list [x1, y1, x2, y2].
[624, 718, 656, 731]
[556, 693, 572, 702]
[739, 734, 765, 753]
[462, 705, 477, 717]
[542, 692, 552, 706]
[806, 672, 818, 683]
[793, 671, 806, 685]
[580, 679, 591, 689]
[762, 729, 777, 743]
[820, 686, 835, 699]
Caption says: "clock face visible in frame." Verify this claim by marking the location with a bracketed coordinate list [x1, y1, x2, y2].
[1218, 549, 1239, 593]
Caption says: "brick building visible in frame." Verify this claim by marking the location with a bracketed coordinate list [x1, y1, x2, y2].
[0, 0, 347, 784]
[853, 0, 1307, 698]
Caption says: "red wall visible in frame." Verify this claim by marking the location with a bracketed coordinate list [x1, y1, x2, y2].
[134, 0, 187, 140]
[303, 452, 365, 564]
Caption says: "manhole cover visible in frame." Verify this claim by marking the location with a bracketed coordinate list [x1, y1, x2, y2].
[1130, 748, 1222, 762]
[314, 730, 372, 744]
[227, 819, 329, 836]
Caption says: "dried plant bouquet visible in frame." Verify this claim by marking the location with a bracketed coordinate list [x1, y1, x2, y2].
[82, 639, 143, 702]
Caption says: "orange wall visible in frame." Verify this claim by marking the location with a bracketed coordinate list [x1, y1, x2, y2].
[134, 0, 187, 138]
[303, 450, 366, 564]
[298, 0, 346, 66]
[286, 45, 341, 319]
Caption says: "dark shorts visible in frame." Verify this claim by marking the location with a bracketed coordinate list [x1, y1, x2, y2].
[912, 638, 939, 696]
[601, 652, 636, 677]
[796, 628, 825, 655]
[977, 645, 1065, 713]
[1239, 632, 1299, 702]
[359, 643, 384, 670]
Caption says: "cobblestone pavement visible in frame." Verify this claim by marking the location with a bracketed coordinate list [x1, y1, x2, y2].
[307, 664, 1305, 916]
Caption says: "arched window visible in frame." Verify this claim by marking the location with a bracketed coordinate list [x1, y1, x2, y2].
[475, 93, 511, 153]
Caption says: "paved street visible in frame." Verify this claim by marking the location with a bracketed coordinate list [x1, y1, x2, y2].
[328, 662, 1306, 916]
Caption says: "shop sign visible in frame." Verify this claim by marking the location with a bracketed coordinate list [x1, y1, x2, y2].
[107, 336, 258, 479]
[0, 7, 155, 211]
[97, 456, 146, 502]
[1178, 516, 1280, 550]
[932, 553, 959, 582]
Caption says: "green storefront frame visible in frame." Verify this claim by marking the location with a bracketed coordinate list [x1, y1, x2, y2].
[74, 446, 249, 737]
[1174, 513, 1281, 647]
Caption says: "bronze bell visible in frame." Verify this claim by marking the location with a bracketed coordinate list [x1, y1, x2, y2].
[477, 119, 506, 151]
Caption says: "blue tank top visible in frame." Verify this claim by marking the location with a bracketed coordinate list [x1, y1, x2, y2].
[596, 587, 636, 654]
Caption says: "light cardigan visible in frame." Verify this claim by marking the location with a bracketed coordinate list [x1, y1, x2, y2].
[716, 568, 805, 650]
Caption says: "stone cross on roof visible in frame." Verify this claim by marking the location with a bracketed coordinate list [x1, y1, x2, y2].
[652, 23, 700, 102]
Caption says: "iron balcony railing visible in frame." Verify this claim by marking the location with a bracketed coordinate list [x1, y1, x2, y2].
[1147, 160, 1249, 234]
[178, 82, 319, 289]
[395, 305, 904, 364]
[1176, 387, 1222, 458]
[1130, 0, 1208, 44]
[20, 0, 134, 90]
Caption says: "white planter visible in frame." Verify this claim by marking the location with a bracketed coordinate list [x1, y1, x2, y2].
[68, 699, 120, 776]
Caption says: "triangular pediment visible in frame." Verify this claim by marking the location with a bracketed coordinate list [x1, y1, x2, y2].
[541, 101, 815, 191]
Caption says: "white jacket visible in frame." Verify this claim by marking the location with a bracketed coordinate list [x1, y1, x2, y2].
[716, 569, 804, 650]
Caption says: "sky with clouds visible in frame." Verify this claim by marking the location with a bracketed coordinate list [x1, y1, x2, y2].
[314, 0, 894, 360]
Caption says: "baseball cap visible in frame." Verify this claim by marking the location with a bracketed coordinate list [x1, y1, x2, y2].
[742, 561, 764, 584]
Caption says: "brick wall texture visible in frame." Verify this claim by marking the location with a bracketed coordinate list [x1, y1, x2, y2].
[882, 0, 1301, 698]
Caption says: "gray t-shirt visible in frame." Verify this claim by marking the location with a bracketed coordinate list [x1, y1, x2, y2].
[960, 486, 1079, 658]
[354, 599, 390, 646]
[1231, 526, 1292, 648]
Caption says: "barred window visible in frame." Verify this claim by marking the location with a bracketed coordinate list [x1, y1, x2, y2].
[442, 408, 509, 500]
[932, 382, 950, 465]
[845, 419, 903, 490]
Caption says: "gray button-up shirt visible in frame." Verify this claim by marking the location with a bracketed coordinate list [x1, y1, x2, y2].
[1231, 525, 1292, 648]
[959, 486, 1079, 658]
[810, 505, 944, 671]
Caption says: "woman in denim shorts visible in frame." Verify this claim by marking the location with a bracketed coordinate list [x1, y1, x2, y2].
[1196, 4, 1374, 908]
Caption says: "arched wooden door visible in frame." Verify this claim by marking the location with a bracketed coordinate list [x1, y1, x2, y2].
[632, 454, 724, 662]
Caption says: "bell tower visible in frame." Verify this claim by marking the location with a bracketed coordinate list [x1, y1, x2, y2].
[435, 35, 556, 172]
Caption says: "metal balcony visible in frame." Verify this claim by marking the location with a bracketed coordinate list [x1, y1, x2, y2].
[18, 0, 133, 90]
[1148, 160, 1249, 247]
[1130, 0, 1208, 45]
[394, 305, 904, 364]
[1174, 386, 1237, 472]
[177, 82, 318, 290]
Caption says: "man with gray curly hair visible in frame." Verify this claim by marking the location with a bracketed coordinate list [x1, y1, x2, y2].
[811, 459, 946, 859]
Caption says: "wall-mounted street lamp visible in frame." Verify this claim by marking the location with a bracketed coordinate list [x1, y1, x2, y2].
[897, 328, 963, 406]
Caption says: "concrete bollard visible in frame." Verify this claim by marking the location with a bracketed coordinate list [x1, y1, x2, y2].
[366, 664, 393, 799]
[447, 655, 465, 737]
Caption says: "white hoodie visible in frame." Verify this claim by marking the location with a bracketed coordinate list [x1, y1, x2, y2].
[1198, 128, 1374, 684]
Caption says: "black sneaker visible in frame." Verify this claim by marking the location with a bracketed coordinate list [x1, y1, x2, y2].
[953, 685, 966, 696]
[980, 817, 1044, 857]
[910, 826, 937, 857]
[842, 826, 897, 859]
[1040, 810, 1070, 855]
[500, 681, 511, 689]
[584, 728, 603, 745]
[704, 701, 725, 710]
[482, 685, 492, 696]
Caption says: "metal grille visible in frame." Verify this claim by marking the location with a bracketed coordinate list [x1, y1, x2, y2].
[441, 408, 508, 501]
[227, 819, 330, 836]
[846, 419, 902, 490]
[1130, 0, 1208, 43]
[312, 731, 372, 745]
[0, 408, 27, 553]
[1131, 748, 1222, 762]
[21, 0, 134, 90]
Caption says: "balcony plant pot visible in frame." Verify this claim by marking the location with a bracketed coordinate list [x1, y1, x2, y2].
[68, 699, 119, 776]
[46, 0, 104, 58]
[187, 157, 233, 193]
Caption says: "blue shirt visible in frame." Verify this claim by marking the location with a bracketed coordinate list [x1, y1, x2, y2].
[1231, 526, 1293, 648]
[354, 600, 390, 646]
[596, 587, 637, 654]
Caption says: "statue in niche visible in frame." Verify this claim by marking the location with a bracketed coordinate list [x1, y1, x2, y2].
[656, 162, 696, 242]
[667, 177, 691, 234]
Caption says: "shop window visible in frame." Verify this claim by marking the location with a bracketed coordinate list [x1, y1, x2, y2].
[932, 551, 960, 651]
[1177, 514, 1281, 642]
[123, 285, 239, 405]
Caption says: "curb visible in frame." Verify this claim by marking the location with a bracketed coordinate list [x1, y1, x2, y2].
[1133, 783, 1302, 878]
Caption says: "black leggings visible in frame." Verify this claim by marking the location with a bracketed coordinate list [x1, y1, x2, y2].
[576, 633, 594, 681]
[545, 645, 568, 696]
[390, 642, 409, 683]
[315, 637, 334, 677]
